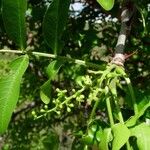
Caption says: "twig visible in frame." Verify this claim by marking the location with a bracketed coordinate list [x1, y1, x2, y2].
[0, 49, 101, 69]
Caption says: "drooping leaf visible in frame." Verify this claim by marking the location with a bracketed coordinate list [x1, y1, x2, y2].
[2, 0, 27, 50]
[0, 55, 29, 134]
[40, 80, 52, 104]
[126, 102, 150, 127]
[112, 123, 130, 150]
[46, 60, 63, 80]
[40, 60, 63, 104]
[43, 0, 71, 54]
[99, 128, 112, 150]
[130, 123, 150, 150]
[97, 0, 115, 11]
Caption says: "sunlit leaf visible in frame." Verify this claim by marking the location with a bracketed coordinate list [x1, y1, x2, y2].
[99, 128, 112, 150]
[130, 123, 150, 150]
[97, 0, 115, 11]
[43, 0, 71, 54]
[112, 123, 130, 150]
[0, 55, 29, 134]
[2, 0, 27, 50]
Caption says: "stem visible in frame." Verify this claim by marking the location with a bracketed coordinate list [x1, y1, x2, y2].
[0, 49, 101, 69]
[89, 96, 101, 122]
[113, 96, 131, 150]
[114, 97, 124, 123]
[125, 77, 138, 115]
[106, 97, 114, 127]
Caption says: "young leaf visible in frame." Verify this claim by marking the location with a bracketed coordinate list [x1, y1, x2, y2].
[130, 123, 150, 150]
[97, 0, 115, 11]
[40, 60, 63, 104]
[99, 128, 112, 150]
[0, 55, 29, 134]
[43, 0, 71, 54]
[40, 80, 52, 104]
[46, 60, 63, 80]
[2, 0, 27, 50]
[112, 123, 130, 150]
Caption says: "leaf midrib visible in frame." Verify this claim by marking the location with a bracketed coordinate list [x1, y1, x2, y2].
[54, 0, 60, 53]
[17, 0, 24, 49]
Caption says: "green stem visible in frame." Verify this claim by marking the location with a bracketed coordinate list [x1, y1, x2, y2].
[89, 96, 100, 122]
[125, 77, 138, 115]
[113, 96, 131, 150]
[0, 49, 101, 69]
[114, 97, 124, 123]
[106, 97, 114, 127]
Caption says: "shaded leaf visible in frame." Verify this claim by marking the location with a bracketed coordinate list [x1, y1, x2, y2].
[97, 0, 115, 11]
[112, 123, 130, 150]
[2, 0, 27, 49]
[43, 0, 71, 54]
[0, 55, 29, 134]
[130, 123, 150, 150]
[40, 60, 63, 104]
[46, 60, 63, 79]
[40, 80, 52, 104]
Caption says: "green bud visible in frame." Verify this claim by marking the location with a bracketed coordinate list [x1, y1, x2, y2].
[40, 109, 45, 113]
[56, 111, 61, 115]
[31, 111, 36, 116]
[67, 107, 71, 112]
[56, 88, 60, 92]
[69, 103, 74, 107]
[44, 105, 48, 109]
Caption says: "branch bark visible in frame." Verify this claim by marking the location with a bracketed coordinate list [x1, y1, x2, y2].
[111, 0, 135, 66]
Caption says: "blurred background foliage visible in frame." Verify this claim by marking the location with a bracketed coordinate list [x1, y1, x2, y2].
[0, 0, 150, 149]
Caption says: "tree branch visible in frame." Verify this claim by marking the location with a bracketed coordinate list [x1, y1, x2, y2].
[111, 0, 135, 66]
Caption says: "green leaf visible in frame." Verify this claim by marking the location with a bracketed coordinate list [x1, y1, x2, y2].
[40, 60, 63, 104]
[43, 0, 71, 54]
[46, 60, 63, 80]
[0, 55, 29, 134]
[99, 128, 112, 150]
[2, 0, 27, 50]
[112, 123, 130, 150]
[40, 80, 52, 104]
[130, 123, 150, 150]
[97, 0, 115, 11]
[126, 102, 150, 127]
